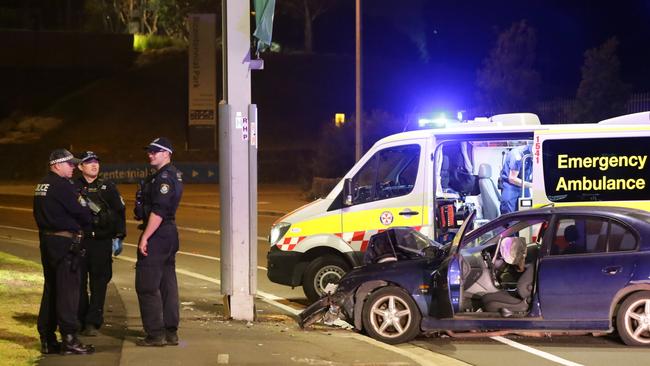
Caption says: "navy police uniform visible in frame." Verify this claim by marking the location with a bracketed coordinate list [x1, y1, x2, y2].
[75, 152, 126, 333]
[499, 144, 532, 214]
[33, 149, 93, 354]
[135, 161, 183, 341]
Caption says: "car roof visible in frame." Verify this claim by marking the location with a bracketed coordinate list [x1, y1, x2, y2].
[496, 206, 650, 239]
[498, 206, 650, 220]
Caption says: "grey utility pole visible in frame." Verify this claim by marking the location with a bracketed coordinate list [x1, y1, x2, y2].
[355, 0, 362, 161]
[219, 0, 257, 321]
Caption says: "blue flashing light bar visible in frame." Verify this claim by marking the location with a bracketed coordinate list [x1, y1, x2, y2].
[418, 113, 454, 128]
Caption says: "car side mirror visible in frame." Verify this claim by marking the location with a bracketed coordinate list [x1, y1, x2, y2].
[343, 178, 353, 206]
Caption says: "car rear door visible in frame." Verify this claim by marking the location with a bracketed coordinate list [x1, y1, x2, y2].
[537, 215, 637, 320]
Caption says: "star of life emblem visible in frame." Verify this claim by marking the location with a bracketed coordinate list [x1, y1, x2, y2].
[380, 211, 394, 226]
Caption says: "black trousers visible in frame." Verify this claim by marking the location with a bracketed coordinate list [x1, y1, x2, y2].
[78, 237, 113, 328]
[135, 224, 179, 338]
[38, 234, 81, 339]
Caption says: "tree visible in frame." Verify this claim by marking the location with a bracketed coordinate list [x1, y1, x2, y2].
[312, 110, 402, 178]
[82, 0, 219, 39]
[571, 37, 631, 123]
[277, 0, 338, 53]
[476, 20, 541, 115]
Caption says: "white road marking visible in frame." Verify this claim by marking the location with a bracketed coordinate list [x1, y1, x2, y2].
[0, 224, 38, 233]
[491, 336, 584, 366]
[217, 354, 229, 364]
[0, 205, 267, 240]
[0, 205, 31, 212]
[0, 224, 270, 271]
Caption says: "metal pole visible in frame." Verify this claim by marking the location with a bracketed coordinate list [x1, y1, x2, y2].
[220, 0, 254, 321]
[355, 0, 362, 161]
[248, 104, 258, 296]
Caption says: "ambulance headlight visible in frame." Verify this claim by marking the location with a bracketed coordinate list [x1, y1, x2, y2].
[270, 222, 291, 246]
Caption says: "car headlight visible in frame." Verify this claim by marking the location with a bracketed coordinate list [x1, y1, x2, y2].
[269, 222, 291, 246]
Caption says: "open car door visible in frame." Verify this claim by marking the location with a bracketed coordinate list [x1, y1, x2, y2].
[430, 211, 476, 318]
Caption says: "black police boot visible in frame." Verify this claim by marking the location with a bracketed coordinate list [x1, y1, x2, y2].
[165, 330, 179, 346]
[135, 335, 165, 347]
[40, 339, 61, 354]
[61, 334, 95, 355]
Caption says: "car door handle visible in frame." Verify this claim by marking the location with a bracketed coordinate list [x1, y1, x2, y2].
[399, 209, 419, 216]
[602, 266, 622, 275]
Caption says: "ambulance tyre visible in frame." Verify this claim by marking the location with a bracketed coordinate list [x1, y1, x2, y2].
[303, 256, 349, 303]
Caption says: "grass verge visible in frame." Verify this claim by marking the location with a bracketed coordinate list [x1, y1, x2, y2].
[0, 251, 42, 366]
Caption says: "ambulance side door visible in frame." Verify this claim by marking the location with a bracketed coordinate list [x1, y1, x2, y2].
[341, 139, 426, 252]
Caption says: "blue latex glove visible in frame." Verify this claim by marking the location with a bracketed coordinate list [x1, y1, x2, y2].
[112, 237, 124, 256]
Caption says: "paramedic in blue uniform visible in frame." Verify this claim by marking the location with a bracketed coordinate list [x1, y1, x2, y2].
[33, 149, 95, 355]
[75, 151, 126, 336]
[499, 142, 533, 214]
[134, 137, 183, 346]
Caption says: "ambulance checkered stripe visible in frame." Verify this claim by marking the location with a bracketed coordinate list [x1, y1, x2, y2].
[277, 226, 426, 252]
[277, 236, 306, 251]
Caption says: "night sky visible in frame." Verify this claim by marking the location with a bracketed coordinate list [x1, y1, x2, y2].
[274, 0, 650, 116]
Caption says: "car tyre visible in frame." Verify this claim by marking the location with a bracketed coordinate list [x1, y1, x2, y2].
[362, 286, 421, 344]
[303, 256, 348, 303]
[617, 291, 650, 346]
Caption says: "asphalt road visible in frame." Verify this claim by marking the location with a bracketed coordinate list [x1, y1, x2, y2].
[2, 185, 650, 365]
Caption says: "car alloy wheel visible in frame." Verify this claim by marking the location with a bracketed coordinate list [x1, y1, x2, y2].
[362, 286, 421, 344]
[617, 291, 650, 346]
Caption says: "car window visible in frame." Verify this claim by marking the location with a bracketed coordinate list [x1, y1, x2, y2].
[351, 145, 420, 205]
[608, 221, 637, 252]
[353, 155, 378, 204]
[551, 217, 608, 255]
[463, 218, 545, 251]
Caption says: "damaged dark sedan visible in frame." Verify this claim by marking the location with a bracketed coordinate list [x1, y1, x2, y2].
[300, 206, 650, 346]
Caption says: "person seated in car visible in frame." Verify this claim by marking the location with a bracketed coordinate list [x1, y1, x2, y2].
[495, 236, 527, 285]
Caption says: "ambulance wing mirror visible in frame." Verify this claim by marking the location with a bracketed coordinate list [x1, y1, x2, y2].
[343, 178, 353, 206]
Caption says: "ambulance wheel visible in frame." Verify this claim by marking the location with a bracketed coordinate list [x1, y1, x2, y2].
[303, 256, 349, 303]
[362, 286, 421, 344]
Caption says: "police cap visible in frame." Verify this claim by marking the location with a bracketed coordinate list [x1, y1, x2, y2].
[79, 151, 100, 164]
[145, 137, 173, 154]
[49, 148, 80, 165]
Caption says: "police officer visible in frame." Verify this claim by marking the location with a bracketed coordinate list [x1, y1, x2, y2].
[75, 151, 126, 336]
[33, 148, 95, 355]
[134, 137, 183, 346]
[499, 142, 533, 214]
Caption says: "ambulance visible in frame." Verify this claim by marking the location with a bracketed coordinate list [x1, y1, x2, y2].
[267, 111, 650, 302]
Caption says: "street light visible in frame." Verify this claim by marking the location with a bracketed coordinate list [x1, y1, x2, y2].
[355, 0, 362, 161]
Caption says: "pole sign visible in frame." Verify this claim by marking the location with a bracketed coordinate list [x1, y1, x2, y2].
[188, 14, 217, 127]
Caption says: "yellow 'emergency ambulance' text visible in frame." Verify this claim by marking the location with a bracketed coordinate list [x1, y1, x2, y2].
[555, 154, 648, 192]
[557, 154, 647, 171]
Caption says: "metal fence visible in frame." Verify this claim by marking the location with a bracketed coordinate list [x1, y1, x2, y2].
[626, 92, 650, 114]
[535, 92, 650, 124]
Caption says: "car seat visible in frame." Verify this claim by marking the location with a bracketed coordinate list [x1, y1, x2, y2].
[477, 163, 501, 220]
[482, 237, 533, 315]
[481, 264, 534, 315]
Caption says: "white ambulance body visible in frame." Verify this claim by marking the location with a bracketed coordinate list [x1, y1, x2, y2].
[267, 112, 650, 302]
